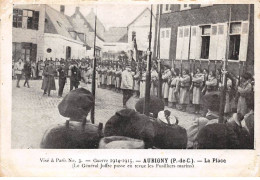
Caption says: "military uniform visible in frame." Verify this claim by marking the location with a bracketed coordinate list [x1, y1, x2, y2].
[70, 65, 81, 91]
[57, 66, 67, 97]
[179, 74, 191, 105]
[205, 76, 218, 94]
[150, 70, 158, 96]
[162, 69, 172, 99]
[237, 80, 252, 116]
[139, 72, 146, 98]
[168, 76, 180, 105]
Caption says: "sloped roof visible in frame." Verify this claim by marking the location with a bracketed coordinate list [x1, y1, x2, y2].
[85, 9, 106, 40]
[104, 27, 128, 43]
[127, 7, 155, 27]
[70, 8, 105, 41]
[44, 5, 84, 43]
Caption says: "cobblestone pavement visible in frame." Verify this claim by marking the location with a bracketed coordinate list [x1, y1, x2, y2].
[12, 79, 199, 149]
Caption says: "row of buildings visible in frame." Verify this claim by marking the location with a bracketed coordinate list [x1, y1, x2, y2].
[12, 4, 155, 63]
[12, 4, 254, 75]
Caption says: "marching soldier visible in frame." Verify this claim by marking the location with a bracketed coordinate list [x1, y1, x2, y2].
[162, 65, 172, 106]
[190, 68, 204, 114]
[168, 68, 180, 109]
[179, 69, 191, 112]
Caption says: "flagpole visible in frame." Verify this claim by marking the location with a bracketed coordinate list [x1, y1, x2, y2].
[219, 6, 231, 123]
[91, 8, 97, 124]
[157, 5, 162, 99]
[144, 4, 153, 116]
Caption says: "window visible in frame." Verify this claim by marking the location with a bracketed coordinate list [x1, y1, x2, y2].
[162, 4, 171, 13]
[13, 9, 39, 30]
[200, 25, 211, 59]
[228, 22, 242, 60]
[180, 4, 191, 11]
[66, 46, 71, 59]
[13, 9, 22, 28]
[229, 35, 240, 60]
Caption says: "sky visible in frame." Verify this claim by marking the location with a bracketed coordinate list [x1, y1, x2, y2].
[50, 4, 154, 30]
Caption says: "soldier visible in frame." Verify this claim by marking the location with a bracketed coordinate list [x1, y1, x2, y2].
[121, 64, 134, 108]
[23, 58, 31, 88]
[150, 65, 158, 97]
[114, 65, 121, 92]
[139, 66, 146, 99]
[190, 68, 204, 114]
[205, 70, 218, 94]
[14, 58, 24, 88]
[168, 68, 180, 109]
[179, 69, 191, 112]
[101, 64, 107, 89]
[237, 72, 253, 116]
[106, 65, 112, 89]
[133, 68, 140, 97]
[111, 65, 116, 91]
[70, 61, 81, 91]
[57, 62, 67, 97]
[41, 61, 56, 96]
[162, 65, 172, 106]
[40, 88, 103, 149]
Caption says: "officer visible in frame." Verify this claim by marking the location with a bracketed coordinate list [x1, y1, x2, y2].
[57, 62, 67, 97]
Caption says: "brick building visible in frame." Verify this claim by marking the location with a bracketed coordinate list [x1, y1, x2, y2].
[153, 4, 254, 75]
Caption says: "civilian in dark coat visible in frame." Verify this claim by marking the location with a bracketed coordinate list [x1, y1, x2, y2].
[104, 109, 155, 148]
[197, 123, 240, 149]
[70, 63, 81, 91]
[41, 61, 56, 96]
[41, 88, 103, 149]
[23, 59, 31, 88]
[57, 62, 67, 97]
[135, 96, 164, 118]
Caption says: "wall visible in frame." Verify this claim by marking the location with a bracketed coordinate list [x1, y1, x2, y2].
[155, 4, 254, 75]
[128, 9, 156, 52]
[12, 4, 46, 61]
[44, 33, 87, 59]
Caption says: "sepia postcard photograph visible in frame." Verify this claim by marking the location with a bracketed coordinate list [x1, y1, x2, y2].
[0, 0, 259, 177]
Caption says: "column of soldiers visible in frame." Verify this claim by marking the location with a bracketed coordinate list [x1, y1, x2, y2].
[41, 58, 254, 149]
[96, 60, 254, 118]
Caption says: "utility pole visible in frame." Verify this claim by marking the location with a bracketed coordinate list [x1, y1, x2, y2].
[144, 5, 153, 116]
[91, 9, 97, 124]
[219, 6, 231, 123]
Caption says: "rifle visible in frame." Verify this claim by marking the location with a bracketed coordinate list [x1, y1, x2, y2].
[180, 60, 183, 77]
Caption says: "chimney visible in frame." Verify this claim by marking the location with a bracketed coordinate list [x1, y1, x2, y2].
[60, 5, 65, 14]
[76, 6, 80, 12]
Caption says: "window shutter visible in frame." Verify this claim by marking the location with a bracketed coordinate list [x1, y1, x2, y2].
[217, 23, 227, 60]
[160, 28, 171, 59]
[209, 25, 218, 60]
[195, 26, 202, 59]
[176, 26, 183, 60]
[239, 21, 249, 61]
[189, 26, 197, 59]
[182, 26, 191, 60]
